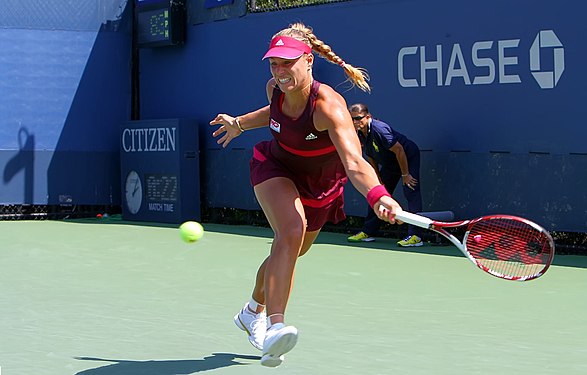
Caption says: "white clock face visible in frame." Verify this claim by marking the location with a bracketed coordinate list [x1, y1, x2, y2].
[125, 170, 143, 214]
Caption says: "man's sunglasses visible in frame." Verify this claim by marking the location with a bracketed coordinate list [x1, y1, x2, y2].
[352, 115, 366, 121]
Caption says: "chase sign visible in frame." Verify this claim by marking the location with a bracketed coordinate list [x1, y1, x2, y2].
[398, 29, 565, 90]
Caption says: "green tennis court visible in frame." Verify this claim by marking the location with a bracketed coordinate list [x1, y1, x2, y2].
[1, 218, 586, 375]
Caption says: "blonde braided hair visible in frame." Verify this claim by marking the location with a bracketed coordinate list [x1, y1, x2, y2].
[273, 23, 371, 93]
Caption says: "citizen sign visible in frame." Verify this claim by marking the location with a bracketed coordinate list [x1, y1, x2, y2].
[398, 30, 564, 89]
[122, 127, 177, 152]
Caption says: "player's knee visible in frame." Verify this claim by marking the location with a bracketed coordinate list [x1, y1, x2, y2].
[273, 225, 305, 254]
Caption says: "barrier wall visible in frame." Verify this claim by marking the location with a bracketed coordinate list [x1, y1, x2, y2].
[0, 2, 132, 207]
[138, 0, 586, 231]
[1, 0, 585, 231]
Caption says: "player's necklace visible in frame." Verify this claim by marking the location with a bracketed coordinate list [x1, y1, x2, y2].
[301, 78, 313, 93]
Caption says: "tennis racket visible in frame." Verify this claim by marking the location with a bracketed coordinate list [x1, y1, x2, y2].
[395, 211, 555, 281]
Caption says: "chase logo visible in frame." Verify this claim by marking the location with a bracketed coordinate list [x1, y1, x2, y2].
[530, 30, 565, 89]
[398, 29, 565, 90]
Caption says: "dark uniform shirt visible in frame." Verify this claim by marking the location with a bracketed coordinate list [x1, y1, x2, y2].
[358, 118, 409, 172]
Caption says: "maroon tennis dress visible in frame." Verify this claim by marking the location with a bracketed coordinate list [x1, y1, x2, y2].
[249, 80, 348, 231]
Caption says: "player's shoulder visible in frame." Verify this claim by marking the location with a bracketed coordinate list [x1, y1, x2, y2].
[313, 83, 349, 131]
[315, 82, 346, 111]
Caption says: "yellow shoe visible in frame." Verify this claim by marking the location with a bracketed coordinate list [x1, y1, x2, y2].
[398, 235, 423, 247]
[347, 231, 375, 242]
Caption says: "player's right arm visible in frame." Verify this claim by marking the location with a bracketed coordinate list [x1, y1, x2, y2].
[210, 79, 275, 148]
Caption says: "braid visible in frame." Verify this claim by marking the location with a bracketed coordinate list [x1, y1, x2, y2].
[275, 23, 371, 93]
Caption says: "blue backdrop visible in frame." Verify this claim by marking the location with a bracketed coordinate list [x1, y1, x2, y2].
[138, 0, 586, 231]
[1, 0, 585, 231]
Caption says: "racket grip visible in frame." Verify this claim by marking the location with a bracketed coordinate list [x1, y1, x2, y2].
[394, 211, 433, 229]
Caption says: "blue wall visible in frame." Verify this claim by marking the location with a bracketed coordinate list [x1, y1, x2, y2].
[138, 0, 587, 232]
[1, 0, 585, 232]
[0, 3, 132, 206]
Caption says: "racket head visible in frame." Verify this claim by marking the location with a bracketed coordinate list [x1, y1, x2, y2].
[462, 215, 555, 281]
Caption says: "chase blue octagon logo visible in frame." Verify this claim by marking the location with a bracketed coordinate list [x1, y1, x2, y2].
[530, 30, 565, 89]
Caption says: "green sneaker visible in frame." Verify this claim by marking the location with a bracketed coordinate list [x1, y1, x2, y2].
[347, 231, 375, 242]
[398, 235, 423, 247]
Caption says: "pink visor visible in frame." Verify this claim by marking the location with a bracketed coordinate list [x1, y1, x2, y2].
[262, 35, 312, 60]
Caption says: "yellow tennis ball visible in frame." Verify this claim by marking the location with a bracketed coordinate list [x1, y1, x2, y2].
[179, 221, 204, 243]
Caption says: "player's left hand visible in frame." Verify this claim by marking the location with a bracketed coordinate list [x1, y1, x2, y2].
[374, 195, 404, 224]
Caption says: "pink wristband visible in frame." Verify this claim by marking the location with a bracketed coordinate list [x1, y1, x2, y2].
[367, 185, 391, 208]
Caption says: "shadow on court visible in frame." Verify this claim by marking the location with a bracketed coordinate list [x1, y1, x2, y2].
[74, 353, 261, 374]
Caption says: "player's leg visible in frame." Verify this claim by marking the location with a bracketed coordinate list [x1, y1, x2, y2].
[254, 176, 305, 366]
[299, 229, 321, 256]
[253, 177, 306, 320]
[234, 253, 269, 350]
[236, 223, 320, 354]
[257, 229, 321, 367]
[249, 228, 320, 310]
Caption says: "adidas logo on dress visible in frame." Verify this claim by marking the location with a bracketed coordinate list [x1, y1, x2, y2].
[305, 133, 318, 140]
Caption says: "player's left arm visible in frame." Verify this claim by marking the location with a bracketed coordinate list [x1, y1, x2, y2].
[314, 88, 372, 196]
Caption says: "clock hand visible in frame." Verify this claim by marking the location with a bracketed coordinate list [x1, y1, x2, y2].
[132, 179, 140, 196]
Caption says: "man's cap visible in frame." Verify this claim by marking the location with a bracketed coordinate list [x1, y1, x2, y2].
[262, 35, 312, 60]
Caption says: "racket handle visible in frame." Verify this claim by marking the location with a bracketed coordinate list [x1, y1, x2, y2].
[394, 211, 433, 229]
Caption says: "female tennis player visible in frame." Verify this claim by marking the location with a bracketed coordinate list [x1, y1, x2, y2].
[210, 22, 402, 367]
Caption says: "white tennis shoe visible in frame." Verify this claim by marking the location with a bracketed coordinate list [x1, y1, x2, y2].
[234, 304, 266, 351]
[260, 323, 298, 367]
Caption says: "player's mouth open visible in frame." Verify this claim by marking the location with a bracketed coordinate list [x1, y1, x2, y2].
[278, 77, 291, 84]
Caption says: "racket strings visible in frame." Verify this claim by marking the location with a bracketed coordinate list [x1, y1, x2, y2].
[465, 218, 554, 280]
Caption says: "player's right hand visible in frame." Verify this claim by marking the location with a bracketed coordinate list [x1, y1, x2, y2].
[210, 114, 242, 148]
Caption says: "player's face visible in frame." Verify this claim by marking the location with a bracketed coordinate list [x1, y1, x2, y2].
[351, 111, 370, 134]
[269, 54, 312, 92]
